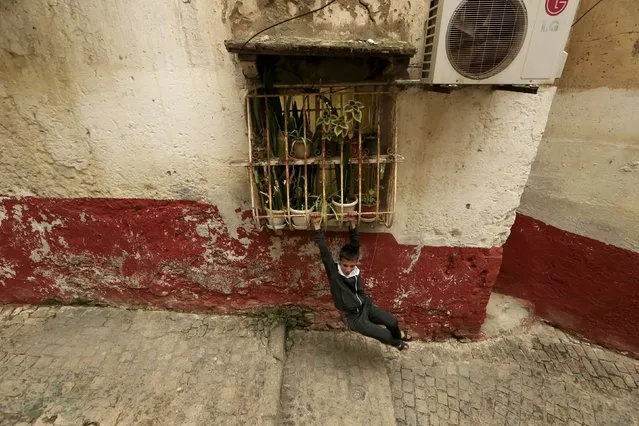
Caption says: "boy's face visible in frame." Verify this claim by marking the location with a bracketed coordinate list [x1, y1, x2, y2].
[340, 258, 358, 276]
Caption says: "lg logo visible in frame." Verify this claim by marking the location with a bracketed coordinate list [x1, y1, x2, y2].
[546, 0, 568, 16]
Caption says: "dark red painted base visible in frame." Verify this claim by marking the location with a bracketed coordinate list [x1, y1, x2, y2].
[0, 197, 502, 339]
[496, 214, 639, 357]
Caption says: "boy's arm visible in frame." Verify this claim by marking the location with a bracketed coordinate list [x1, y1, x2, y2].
[311, 216, 335, 267]
[346, 214, 359, 250]
[314, 230, 335, 266]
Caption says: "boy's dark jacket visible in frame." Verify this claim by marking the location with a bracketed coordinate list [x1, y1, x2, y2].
[314, 228, 367, 312]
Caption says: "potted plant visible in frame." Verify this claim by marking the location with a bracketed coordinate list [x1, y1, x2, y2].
[327, 100, 365, 217]
[359, 187, 378, 223]
[288, 166, 319, 229]
[255, 166, 288, 229]
[289, 128, 313, 159]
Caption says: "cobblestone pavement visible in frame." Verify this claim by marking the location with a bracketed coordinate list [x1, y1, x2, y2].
[1, 304, 638, 426]
[0, 305, 284, 425]
[388, 324, 639, 426]
[278, 330, 395, 426]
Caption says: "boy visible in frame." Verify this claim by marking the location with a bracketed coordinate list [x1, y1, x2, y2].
[311, 214, 411, 351]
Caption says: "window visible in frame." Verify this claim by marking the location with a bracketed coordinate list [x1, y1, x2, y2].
[241, 85, 402, 231]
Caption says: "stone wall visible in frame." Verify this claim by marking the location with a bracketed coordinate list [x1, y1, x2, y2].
[496, 0, 639, 355]
[1, 0, 555, 338]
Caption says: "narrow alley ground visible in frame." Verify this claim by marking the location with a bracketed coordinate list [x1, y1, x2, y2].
[0, 300, 637, 425]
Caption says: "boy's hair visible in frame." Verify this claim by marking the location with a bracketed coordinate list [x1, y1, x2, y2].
[339, 244, 359, 261]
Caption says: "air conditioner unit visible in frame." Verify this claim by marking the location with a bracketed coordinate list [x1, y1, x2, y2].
[421, 0, 580, 85]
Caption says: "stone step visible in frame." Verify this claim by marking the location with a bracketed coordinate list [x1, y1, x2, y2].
[0, 305, 287, 425]
[277, 330, 397, 426]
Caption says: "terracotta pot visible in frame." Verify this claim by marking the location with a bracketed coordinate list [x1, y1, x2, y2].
[292, 140, 312, 159]
[360, 204, 377, 223]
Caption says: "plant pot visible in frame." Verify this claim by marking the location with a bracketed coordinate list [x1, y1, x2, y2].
[331, 196, 358, 219]
[363, 134, 378, 156]
[265, 208, 286, 229]
[360, 203, 378, 223]
[350, 139, 360, 157]
[290, 206, 314, 229]
[292, 140, 312, 159]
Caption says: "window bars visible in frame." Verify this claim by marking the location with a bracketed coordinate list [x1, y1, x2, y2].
[243, 86, 401, 231]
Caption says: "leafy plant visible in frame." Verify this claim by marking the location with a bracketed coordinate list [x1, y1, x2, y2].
[255, 166, 287, 211]
[289, 165, 319, 211]
[360, 187, 377, 205]
[288, 128, 312, 154]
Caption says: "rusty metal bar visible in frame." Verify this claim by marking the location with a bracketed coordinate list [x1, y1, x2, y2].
[253, 210, 396, 219]
[265, 96, 274, 228]
[357, 127, 363, 225]
[284, 95, 292, 230]
[246, 95, 261, 229]
[320, 94, 327, 231]
[303, 95, 309, 215]
[248, 91, 392, 99]
[338, 93, 344, 224]
[232, 155, 403, 167]
[388, 91, 399, 228]
[376, 90, 381, 224]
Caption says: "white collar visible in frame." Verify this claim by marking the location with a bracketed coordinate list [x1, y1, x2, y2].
[337, 264, 359, 279]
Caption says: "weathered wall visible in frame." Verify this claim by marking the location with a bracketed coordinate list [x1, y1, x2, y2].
[496, 0, 639, 354]
[393, 87, 555, 247]
[0, 198, 501, 338]
[0, 0, 554, 337]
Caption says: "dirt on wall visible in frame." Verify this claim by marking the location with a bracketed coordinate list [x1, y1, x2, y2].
[559, 0, 639, 90]
[226, 0, 412, 42]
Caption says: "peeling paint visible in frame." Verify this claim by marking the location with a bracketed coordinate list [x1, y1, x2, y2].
[12, 204, 23, 221]
[393, 285, 417, 310]
[0, 261, 17, 285]
[0, 205, 6, 227]
[0, 198, 503, 339]
[402, 244, 423, 274]
[29, 217, 63, 262]
[268, 238, 283, 261]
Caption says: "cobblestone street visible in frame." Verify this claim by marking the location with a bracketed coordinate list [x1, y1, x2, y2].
[388, 325, 639, 426]
[0, 304, 637, 425]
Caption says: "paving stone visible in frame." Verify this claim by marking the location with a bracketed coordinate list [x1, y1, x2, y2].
[4, 304, 639, 426]
[0, 305, 284, 425]
[389, 323, 639, 426]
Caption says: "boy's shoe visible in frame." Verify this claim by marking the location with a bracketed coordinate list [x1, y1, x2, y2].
[397, 341, 409, 351]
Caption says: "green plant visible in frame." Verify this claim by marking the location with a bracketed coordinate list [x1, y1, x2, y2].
[316, 99, 366, 203]
[289, 165, 319, 211]
[316, 99, 364, 142]
[288, 128, 312, 151]
[360, 187, 377, 205]
[255, 166, 287, 211]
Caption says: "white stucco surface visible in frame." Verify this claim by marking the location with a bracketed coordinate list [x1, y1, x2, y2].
[519, 88, 639, 253]
[392, 87, 556, 247]
[0, 0, 556, 247]
[0, 0, 249, 232]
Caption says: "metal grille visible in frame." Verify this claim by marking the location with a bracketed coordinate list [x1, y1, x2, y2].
[237, 87, 402, 231]
[421, 0, 440, 79]
[446, 0, 527, 80]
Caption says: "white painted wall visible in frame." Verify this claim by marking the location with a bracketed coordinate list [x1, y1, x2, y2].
[0, 0, 248, 231]
[392, 87, 556, 247]
[0, 0, 555, 248]
[517, 0, 639, 253]
[519, 88, 639, 252]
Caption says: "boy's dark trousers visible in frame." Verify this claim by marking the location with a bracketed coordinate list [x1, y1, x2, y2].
[345, 298, 403, 347]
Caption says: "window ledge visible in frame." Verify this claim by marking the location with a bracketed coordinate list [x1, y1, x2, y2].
[224, 35, 416, 59]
